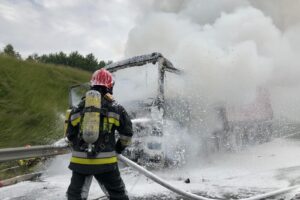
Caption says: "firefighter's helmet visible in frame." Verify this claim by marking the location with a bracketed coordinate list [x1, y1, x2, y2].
[90, 69, 114, 88]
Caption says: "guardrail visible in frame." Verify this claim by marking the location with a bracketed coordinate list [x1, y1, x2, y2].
[0, 145, 70, 162]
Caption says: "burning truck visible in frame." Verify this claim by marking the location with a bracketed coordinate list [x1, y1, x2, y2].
[66, 53, 275, 167]
[67, 53, 187, 168]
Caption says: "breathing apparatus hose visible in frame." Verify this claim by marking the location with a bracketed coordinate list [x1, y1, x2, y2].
[118, 155, 300, 200]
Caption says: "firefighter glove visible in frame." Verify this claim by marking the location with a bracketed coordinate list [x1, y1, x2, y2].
[115, 139, 126, 154]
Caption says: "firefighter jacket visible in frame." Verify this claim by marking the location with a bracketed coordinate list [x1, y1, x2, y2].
[66, 94, 133, 174]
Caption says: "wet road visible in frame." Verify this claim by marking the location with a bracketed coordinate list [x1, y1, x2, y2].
[2, 136, 300, 200]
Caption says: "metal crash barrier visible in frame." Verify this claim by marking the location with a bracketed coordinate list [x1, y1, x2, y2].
[0, 145, 70, 162]
[0, 145, 299, 200]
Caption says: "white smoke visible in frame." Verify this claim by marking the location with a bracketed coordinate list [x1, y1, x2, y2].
[112, 1, 300, 163]
[124, 0, 300, 122]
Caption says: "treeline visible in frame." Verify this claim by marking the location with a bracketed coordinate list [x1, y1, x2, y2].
[0, 44, 111, 72]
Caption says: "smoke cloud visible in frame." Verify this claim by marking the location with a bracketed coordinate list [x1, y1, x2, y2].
[123, 0, 300, 122]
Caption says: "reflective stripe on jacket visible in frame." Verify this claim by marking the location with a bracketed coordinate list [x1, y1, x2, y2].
[70, 151, 117, 165]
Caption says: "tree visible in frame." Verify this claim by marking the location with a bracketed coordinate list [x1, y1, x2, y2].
[26, 53, 40, 62]
[25, 50, 109, 72]
[3, 44, 21, 59]
[68, 51, 85, 68]
[31, 53, 39, 62]
[26, 55, 34, 62]
[3, 44, 15, 56]
[85, 53, 98, 71]
[57, 51, 67, 65]
[99, 60, 106, 68]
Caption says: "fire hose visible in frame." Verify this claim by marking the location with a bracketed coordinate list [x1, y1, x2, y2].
[118, 154, 212, 200]
[118, 154, 300, 200]
[0, 145, 299, 199]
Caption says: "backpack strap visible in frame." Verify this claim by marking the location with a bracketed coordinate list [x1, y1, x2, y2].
[104, 93, 114, 102]
[83, 106, 108, 115]
[93, 112, 109, 154]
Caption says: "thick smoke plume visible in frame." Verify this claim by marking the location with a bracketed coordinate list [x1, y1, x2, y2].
[124, 0, 300, 122]
[112, 0, 300, 161]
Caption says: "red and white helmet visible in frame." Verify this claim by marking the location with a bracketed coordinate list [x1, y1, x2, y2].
[90, 68, 114, 88]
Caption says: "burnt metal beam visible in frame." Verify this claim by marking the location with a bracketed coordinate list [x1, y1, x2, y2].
[105, 52, 182, 74]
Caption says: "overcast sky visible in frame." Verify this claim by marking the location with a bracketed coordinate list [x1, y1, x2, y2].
[0, 0, 141, 60]
[1, 0, 299, 61]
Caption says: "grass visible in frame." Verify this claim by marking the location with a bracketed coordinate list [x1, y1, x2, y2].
[0, 55, 91, 148]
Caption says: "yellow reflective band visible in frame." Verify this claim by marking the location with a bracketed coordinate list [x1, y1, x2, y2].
[120, 139, 131, 146]
[70, 156, 117, 165]
[64, 110, 71, 137]
[104, 117, 108, 123]
[108, 117, 120, 126]
[103, 117, 109, 131]
[71, 117, 81, 126]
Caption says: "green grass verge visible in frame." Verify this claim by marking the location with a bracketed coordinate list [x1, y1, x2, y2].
[0, 55, 91, 148]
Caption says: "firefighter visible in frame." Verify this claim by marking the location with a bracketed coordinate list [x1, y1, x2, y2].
[66, 68, 133, 200]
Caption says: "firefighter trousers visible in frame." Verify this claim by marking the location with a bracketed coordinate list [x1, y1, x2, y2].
[67, 169, 129, 200]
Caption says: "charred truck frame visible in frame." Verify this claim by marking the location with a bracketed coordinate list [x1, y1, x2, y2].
[67, 52, 183, 168]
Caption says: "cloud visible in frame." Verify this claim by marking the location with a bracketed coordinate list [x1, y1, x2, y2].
[0, 0, 139, 60]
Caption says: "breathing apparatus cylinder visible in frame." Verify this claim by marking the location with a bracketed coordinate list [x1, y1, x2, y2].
[82, 90, 101, 153]
[64, 109, 71, 137]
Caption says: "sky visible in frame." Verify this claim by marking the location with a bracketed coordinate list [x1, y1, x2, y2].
[0, 0, 140, 60]
[0, 0, 299, 60]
